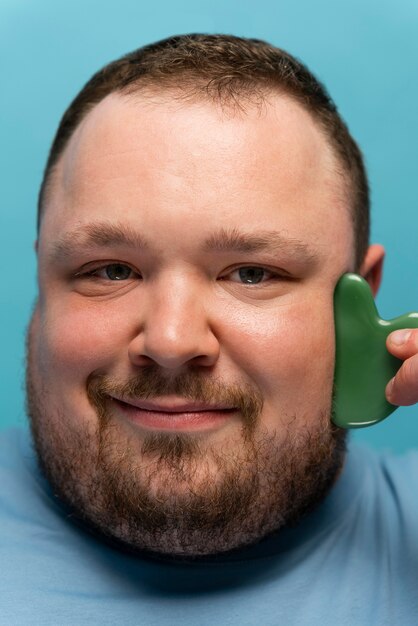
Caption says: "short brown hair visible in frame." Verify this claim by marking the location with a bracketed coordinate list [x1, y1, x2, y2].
[38, 33, 369, 268]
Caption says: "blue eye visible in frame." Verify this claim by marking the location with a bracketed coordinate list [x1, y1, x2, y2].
[236, 267, 266, 284]
[226, 267, 276, 285]
[98, 264, 133, 280]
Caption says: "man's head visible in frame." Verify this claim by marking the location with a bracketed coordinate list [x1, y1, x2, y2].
[28, 34, 384, 557]
[37, 34, 370, 269]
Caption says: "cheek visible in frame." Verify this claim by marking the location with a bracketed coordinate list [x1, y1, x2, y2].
[221, 298, 335, 411]
[35, 299, 130, 381]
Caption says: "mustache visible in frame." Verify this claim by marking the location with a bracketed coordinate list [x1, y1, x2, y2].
[87, 365, 264, 433]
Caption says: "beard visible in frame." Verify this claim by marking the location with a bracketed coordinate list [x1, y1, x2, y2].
[26, 327, 347, 559]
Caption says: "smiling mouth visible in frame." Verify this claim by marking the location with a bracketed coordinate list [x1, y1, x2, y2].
[111, 398, 238, 432]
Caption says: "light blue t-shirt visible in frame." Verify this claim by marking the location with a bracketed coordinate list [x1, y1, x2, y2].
[1, 427, 418, 625]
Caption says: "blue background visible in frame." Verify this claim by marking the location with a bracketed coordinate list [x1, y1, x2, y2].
[1, 0, 417, 452]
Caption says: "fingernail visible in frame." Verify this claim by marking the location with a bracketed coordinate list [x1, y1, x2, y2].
[390, 329, 412, 346]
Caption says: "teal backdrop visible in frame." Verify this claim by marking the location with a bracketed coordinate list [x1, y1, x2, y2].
[1, 0, 417, 452]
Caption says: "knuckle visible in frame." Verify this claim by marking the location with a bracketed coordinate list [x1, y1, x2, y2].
[411, 330, 418, 349]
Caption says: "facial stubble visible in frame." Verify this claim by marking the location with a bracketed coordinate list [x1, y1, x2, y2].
[26, 322, 347, 558]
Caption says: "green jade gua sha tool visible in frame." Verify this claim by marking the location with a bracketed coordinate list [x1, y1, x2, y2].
[332, 273, 418, 428]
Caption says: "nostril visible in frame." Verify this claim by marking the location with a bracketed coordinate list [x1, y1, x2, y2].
[128, 325, 220, 370]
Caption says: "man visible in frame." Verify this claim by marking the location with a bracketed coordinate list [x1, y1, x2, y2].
[2, 34, 418, 624]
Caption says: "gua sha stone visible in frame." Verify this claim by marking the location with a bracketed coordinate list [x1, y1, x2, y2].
[332, 273, 418, 428]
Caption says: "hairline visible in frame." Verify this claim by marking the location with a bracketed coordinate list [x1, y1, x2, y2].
[39, 83, 354, 245]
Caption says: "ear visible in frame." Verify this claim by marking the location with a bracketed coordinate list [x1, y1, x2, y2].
[359, 244, 385, 297]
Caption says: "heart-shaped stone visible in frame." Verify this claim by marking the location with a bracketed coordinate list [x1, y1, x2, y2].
[332, 273, 418, 428]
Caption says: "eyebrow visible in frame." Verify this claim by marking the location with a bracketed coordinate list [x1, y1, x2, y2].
[50, 222, 149, 261]
[203, 227, 319, 263]
[48, 221, 320, 265]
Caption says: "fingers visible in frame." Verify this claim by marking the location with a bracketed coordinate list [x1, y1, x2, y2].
[387, 329, 418, 360]
[386, 329, 418, 405]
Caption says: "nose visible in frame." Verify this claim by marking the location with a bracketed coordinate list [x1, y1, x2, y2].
[128, 274, 220, 370]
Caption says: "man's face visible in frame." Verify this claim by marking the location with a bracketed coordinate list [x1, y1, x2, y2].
[28, 91, 353, 556]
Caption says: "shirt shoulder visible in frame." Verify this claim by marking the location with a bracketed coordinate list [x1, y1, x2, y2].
[348, 443, 418, 576]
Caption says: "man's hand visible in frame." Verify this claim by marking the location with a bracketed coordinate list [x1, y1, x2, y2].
[386, 330, 418, 405]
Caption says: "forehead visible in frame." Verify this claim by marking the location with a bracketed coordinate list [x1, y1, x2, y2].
[41, 91, 354, 270]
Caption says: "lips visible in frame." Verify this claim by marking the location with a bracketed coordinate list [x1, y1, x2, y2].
[111, 396, 236, 413]
[110, 396, 237, 432]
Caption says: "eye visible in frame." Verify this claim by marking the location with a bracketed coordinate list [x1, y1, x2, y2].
[88, 263, 136, 281]
[226, 266, 279, 285]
